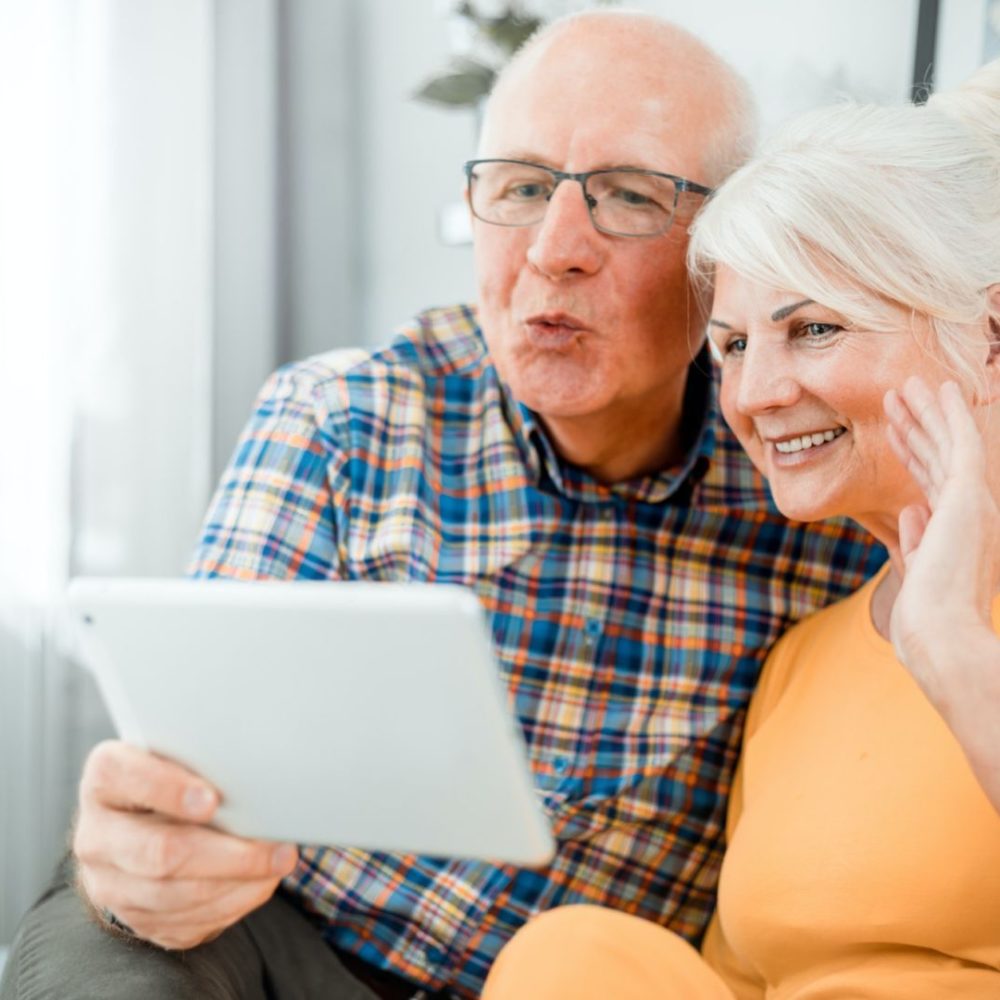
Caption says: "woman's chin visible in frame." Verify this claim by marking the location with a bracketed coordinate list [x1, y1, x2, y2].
[769, 493, 837, 525]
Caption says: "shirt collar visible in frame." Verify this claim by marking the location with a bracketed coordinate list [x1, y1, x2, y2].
[498, 345, 717, 505]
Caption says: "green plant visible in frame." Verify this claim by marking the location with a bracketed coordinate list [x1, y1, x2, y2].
[415, 1, 618, 109]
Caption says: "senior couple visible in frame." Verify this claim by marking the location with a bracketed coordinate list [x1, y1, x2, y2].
[4, 10, 999, 999]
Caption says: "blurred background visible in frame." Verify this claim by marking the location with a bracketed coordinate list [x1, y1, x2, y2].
[1, 0, 996, 961]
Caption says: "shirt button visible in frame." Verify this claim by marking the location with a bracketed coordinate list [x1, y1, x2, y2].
[553, 756, 569, 775]
[600, 505, 614, 521]
[582, 618, 601, 651]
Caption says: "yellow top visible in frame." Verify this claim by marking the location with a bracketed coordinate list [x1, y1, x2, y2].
[704, 567, 1000, 998]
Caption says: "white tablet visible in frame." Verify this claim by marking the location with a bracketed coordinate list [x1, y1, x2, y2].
[67, 577, 555, 866]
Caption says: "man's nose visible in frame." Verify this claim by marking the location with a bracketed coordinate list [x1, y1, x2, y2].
[733, 340, 802, 415]
[525, 181, 605, 279]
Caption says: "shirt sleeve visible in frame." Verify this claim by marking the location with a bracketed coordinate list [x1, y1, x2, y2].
[188, 365, 345, 581]
[699, 629, 801, 998]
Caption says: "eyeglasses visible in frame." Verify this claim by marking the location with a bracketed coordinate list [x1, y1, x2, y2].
[464, 158, 713, 238]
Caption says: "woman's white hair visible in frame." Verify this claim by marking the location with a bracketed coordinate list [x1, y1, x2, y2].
[688, 59, 1000, 387]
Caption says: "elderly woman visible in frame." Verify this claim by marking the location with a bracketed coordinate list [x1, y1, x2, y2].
[480, 59, 1000, 999]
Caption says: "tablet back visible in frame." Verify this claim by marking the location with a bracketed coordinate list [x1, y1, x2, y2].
[68, 577, 555, 865]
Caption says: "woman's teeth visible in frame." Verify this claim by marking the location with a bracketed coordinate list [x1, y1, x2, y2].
[773, 428, 845, 454]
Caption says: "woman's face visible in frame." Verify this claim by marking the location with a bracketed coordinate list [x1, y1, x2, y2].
[708, 266, 955, 535]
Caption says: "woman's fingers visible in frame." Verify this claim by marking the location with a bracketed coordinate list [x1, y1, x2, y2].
[886, 420, 933, 497]
[889, 379, 946, 480]
[900, 375, 952, 453]
[885, 378, 976, 503]
[939, 379, 986, 475]
[884, 387, 939, 501]
[897, 503, 930, 565]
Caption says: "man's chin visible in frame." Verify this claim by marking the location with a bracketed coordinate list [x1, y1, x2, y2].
[504, 373, 605, 421]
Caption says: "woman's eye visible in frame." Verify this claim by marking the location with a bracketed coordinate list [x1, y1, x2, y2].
[723, 336, 747, 355]
[800, 322, 841, 339]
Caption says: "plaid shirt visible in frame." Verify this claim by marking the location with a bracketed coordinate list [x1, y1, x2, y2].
[191, 305, 884, 997]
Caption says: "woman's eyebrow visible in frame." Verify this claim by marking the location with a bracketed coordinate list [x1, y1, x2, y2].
[771, 299, 814, 322]
[708, 299, 817, 329]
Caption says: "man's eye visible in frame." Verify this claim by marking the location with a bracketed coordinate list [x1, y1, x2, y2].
[613, 187, 653, 207]
[608, 186, 663, 210]
[504, 183, 550, 201]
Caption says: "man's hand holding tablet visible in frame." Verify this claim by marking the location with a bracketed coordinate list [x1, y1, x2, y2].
[74, 740, 299, 949]
[68, 578, 555, 949]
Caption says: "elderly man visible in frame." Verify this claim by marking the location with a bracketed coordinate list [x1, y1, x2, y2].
[2, 11, 880, 1000]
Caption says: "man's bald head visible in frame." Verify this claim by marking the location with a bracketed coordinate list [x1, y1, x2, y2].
[479, 10, 756, 186]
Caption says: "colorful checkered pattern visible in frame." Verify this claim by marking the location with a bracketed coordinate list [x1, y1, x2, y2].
[191, 305, 884, 997]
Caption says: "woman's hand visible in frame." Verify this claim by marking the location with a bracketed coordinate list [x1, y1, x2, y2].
[884, 376, 999, 669]
[884, 375, 1000, 811]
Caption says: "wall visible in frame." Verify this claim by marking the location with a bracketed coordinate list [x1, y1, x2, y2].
[0, 0, 215, 945]
[356, 0, 480, 350]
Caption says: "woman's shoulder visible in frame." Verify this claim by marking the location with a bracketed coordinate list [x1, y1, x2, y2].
[746, 566, 889, 734]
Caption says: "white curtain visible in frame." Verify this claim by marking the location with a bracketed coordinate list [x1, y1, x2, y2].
[0, 0, 214, 942]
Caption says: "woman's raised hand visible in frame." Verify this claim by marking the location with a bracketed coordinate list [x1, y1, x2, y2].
[883, 376, 999, 678]
[883, 376, 1000, 812]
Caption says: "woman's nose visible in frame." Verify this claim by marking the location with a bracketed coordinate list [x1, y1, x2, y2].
[733, 341, 802, 415]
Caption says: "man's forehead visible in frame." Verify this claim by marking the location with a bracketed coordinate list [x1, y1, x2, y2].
[495, 17, 712, 105]
[480, 93, 700, 173]
[478, 16, 724, 176]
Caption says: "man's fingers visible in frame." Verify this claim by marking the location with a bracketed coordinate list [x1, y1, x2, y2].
[73, 740, 301, 951]
[76, 805, 298, 881]
[90, 871, 283, 951]
[80, 740, 218, 822]
[83, 864, 277, 916]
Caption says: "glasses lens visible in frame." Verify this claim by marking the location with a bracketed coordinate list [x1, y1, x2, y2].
[587, 171, 678, 237]
[468, 162, 556, 227]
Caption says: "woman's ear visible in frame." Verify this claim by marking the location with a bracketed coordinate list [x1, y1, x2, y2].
[979, 284, 1000, 404]
[986, 283, 1000, 368]
[989, 284, 1000, 362]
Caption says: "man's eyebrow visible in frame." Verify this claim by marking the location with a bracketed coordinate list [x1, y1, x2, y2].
[486, 153, 660, 173]
[771, 299, 814, 322]
[489, 152, 560, 169]
[707, 319, 732, 330]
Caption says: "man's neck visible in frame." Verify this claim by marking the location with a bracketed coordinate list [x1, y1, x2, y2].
[539, 379, 690, 485]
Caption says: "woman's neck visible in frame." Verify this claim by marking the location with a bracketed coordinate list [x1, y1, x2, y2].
[869, 564, 902, 640]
